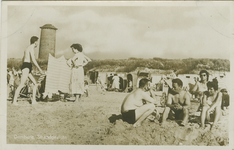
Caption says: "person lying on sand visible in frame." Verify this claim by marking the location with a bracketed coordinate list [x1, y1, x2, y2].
[121, 78, 157, 127]
[200, 78, 222, 130]
[161, 78, 191, 126]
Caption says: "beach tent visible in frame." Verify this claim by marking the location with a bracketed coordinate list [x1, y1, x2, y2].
[89, 71, 99, 84]
[45, 54, 71, 94]
[210, 72, 230, 91]
[88, 71, 129, 91]
[126, 71, 148, 90]
[117, 73, 128, 91]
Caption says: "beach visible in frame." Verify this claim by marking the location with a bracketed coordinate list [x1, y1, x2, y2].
[7, 85, 229, 145]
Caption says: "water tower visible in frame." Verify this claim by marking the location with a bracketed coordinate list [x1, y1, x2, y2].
[38, 24, 57, 60]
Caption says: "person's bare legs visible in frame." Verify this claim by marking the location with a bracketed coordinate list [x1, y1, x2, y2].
[211, 106, 221, 130]
[180, 108, 189, 126]
[75, 94, 81, 102]
[31, 84, 38, 104]
[12, 69, 29, 105]
[133, 103, 155, 127]
[201, 106, 209, 128]
[161, 107, 170, 125]
[28, 74, 38, 104]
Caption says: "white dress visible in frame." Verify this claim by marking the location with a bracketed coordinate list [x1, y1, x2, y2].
[112, 76, 119, 89]
[69, 53, 87, 95]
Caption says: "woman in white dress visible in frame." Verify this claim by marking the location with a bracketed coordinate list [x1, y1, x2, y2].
[69, 43, 91, 102]
[112, 74, 120, 92]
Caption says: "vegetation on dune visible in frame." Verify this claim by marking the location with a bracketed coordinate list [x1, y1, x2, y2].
[7, 57, 230, 74]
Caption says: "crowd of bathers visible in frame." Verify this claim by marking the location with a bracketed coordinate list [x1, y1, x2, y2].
[121, 70, 229, 130]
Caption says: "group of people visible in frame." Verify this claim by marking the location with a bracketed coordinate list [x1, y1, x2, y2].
[106, 73, 121, 92]
[121, 70, 228, 130]
[9, 36, 228, 131]
[7, 67, 21, 99]
[10, 36, 91, 105]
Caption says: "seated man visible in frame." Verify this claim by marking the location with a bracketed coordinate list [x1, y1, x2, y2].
[121, 78, 157, 127]
[161, 78, 191, 126]
[200, 79, 222, 130]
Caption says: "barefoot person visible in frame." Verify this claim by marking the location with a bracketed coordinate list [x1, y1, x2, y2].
[12, 36, 44, 105]
[68, 43, 91, 102]
[161, 78, 191, 126]
[200, 79, 222, 130]
[121, 78, 157, 127]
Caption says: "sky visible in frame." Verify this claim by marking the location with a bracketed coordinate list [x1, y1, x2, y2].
[4, 2, 234, 60]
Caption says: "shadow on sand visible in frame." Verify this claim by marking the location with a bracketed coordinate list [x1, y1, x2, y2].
[108, 114, 123, 123]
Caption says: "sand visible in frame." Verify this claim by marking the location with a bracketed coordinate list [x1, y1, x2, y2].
[7, 85, 229, 145]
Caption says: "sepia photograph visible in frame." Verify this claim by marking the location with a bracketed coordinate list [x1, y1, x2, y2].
[1, 1, 234, 150]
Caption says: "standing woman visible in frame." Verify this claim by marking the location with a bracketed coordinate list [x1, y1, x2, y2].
[12, 36, 44, 105]
[69, 43, 91, 102]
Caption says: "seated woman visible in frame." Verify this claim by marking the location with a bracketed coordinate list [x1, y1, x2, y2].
[200, 79, 222, 130]
[191, 70, 209, 102]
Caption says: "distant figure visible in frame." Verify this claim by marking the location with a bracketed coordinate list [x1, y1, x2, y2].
[7, 68, 15, 91]
[84, 80, 89, 97]
[161, 78, 191, 126]
[191, 70, 209, 102]
[8, 67, 23, 99]
[7, 68, 15, 99]
[68, 43, 91, 102]
[96, 75, 106, 94]
[121, 78, 157, 127]
[156, 75, 166, 91]
[220, 88, 229, 111]
[107, 73, 113, 89]
[127, 80, 133, 92]
[200, 79, 222, 130]
[112, 74, 120, 92]
[12, 36, 44, 105]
